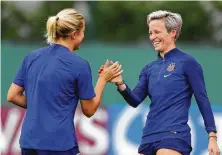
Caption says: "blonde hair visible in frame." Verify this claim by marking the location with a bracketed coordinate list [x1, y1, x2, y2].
[147, 10, 182, 40]
[45, 8, 84, 44]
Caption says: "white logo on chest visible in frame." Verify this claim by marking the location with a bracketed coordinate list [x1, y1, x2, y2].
[164, 63, 176, 78]
[164, 74, 172, 78]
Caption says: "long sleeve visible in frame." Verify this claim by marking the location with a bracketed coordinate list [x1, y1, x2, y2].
[118, 66, 148, 108]
[184, 59, 217, 133]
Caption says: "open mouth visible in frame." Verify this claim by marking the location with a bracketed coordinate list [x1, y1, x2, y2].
[153, 42, 160, 46]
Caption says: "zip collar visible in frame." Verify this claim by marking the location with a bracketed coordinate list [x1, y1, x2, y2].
[157, 48, 179, 60]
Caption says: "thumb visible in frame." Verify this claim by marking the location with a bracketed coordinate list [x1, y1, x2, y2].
[104, 59, 110, 68]
[209, 148, 213, 155]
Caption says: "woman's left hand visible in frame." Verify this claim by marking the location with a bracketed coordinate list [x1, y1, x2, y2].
[208, 137, 221, 155]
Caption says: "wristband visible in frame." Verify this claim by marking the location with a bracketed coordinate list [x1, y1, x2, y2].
[208, 136, 217, 140]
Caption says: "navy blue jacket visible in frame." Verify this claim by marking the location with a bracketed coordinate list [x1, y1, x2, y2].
[118, 48, 216, 146]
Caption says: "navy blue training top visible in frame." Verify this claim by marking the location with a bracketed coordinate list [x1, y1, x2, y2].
[118, 48, 217, 146]
[13, 44, 96, 151]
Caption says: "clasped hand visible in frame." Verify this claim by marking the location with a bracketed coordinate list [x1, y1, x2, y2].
[98, 60, 123, 84]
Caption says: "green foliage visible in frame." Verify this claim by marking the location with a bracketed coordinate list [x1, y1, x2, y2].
[1, 1, 221, 43]
[91, 1, 213, 42]
[2, 1, 74, 43]
[212, 1, 222, 10]
[2, 2, 28, 40]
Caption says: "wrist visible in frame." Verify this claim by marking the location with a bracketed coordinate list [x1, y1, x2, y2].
[115, 80, 124, 86]
[98, 77, 107, 84]
[209, 135, 217, 141]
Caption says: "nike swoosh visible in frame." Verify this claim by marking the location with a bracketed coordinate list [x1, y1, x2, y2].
[164, 74, 171, 77]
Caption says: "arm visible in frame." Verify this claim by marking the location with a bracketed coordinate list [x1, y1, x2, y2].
[80, 61, 122, 117]
[80, 77, 106, 118]
[7, 83, 27, 109]
[185, 59, 221, 155]
[184, 60, 221, 155]
[184, 59, 217, 134]
[117, 67, 148, 108]
[8, 56, 27, 109]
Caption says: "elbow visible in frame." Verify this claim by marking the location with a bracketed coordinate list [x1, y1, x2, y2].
[124, 97, 141, 108]
[130, 103, 139, 108]
[127, 100, 139, 108]
[82, 109, 96, 118]
[81, 98, 99, 118]
[84, 112, 94, 118]
[7, 94, 14, 103]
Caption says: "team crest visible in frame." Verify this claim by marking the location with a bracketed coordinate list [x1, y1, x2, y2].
[167, 63, 176, 72]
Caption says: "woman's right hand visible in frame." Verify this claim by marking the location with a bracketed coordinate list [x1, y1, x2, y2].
[99, 60, 123, 82]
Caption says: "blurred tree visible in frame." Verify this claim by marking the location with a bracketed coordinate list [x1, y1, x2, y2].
[91, 1, 213, 42]
[2, 2, 29, 40]
[1, 1, 221, 44]
[2, 1, 75, 43]
[28, 1, 75, 44]
[212, 1, 222, 10]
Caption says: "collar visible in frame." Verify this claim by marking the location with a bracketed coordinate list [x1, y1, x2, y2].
[157, 48, 178, 60]
[52, 44, 72, 53]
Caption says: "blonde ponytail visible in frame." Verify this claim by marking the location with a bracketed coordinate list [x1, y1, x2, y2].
[45, 9, 84, 45]
[45, 16, 59, 44]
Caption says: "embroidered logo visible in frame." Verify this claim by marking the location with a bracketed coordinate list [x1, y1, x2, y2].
[164, 74, 171, 78]
[167, 63, 176, 72]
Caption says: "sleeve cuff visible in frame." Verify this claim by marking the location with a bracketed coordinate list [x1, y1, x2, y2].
[117, 84, 130, 96]
[13, 81, 24, 87]
[206, 127, 217, 134]
[79, 93, 96, 100]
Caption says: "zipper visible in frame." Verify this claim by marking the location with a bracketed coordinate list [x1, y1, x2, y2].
[158, 58, 165, 81]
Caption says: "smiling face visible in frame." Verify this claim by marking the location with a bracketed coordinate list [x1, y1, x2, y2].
[148, 18, 176, 53]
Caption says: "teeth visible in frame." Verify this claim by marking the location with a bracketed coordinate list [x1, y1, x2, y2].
[153, 42, 160, 45]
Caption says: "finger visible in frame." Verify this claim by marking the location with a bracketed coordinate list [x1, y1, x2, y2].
[215, 149, 220, 155]
[208, 148, 213, 155]
[112, 70, 123, 78]
[210, 150, 214, 155]
[211, 147, 220, 155]
[98, 68, 103, 72]
[101, 65, 104, 69]
[109, 61, 119, 69]
[99, 67, 104, 71]
[98, 65, 104, 73]
[110, 61, 114, 65]
[113, 64, 122, 73]
[105, 69, 122, 82]
[104, 59, 110, 68]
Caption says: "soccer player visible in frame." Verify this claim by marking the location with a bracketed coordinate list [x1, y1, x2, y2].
[99, 10, 220, 155]
[7, 8, 122, 155]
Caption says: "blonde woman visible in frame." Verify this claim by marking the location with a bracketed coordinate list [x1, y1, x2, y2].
[7, 8, 122, 155]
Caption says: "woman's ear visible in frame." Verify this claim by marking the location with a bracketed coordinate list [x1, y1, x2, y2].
[70, 31, 77, 40]
[171, 29, 177, 39]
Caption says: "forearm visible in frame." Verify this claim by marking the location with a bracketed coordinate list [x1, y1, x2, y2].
[9, 94, 27, 109]
[196, 98, 217, 133]
[117, 84, 143, 108]
[185, 60, 217, 133]
[92, 77, 106, 111]
[209, 131, 217, 137]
